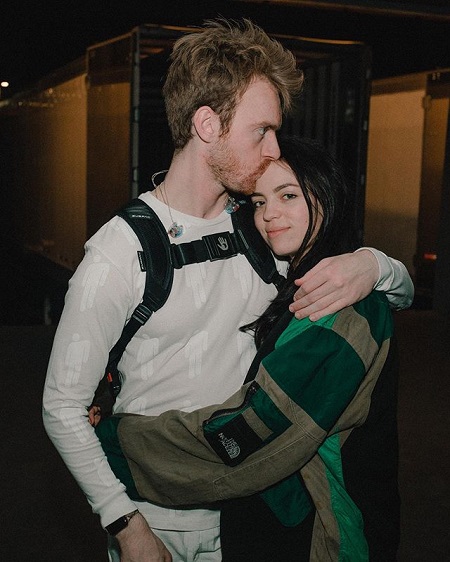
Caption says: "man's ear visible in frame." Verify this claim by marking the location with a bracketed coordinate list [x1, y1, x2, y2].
[192, 106, 220, 143]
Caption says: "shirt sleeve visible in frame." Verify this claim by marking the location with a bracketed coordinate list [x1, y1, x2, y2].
[42, 218, 141, 527]
[356, 247, 414, 310]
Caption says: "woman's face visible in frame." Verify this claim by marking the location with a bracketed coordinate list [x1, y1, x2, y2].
[252, 160, 320, 259]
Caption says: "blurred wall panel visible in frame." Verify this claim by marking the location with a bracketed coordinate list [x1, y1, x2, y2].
[365, 76, 425, 275]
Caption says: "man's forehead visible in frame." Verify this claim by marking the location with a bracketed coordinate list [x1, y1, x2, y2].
[236, 80, 282, 122]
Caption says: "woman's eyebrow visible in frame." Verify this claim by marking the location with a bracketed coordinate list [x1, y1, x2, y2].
[251, 183, 300, 198]
[273, 183, 298, 192]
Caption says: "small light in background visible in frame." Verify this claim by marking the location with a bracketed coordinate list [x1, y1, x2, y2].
[0, 81, 9, 99]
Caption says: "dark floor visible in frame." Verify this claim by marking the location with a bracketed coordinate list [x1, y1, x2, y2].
[1, 309, 449, 561]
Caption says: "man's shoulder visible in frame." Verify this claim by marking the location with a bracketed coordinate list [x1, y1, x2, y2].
[89, 215, 139, 248]
[87, 193, 160, 250]
[85, 213, 142, 272]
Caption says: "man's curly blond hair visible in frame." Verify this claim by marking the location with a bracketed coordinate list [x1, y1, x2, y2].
[163, 18, 304, 149]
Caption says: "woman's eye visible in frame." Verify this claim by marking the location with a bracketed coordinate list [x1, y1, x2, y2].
[282, 193, 297, 200]
[258, 127, 269, 136]
[252, 200, 264, 209]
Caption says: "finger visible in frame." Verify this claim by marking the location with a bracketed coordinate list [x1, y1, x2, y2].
[291, 291, 344, 318]
[293, 259, 333, 291]
[292, 284, 306, 301]
[290, 292, 315, 311]
[296, 257, 331, 284]
[295, 293, 353, 320]
[307, 299, 350, 321]
[291, 281, 340, 310]
[293, 274, 328, 300]
[296, 262, 338, 292]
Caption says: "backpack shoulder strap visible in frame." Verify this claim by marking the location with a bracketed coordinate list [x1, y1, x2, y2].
[232, 200, 285, 291]
[117, 198, 174, 313]
[105, 198, 174, 381]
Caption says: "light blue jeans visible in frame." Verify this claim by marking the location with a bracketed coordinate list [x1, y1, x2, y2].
[108, 525, 221, 562]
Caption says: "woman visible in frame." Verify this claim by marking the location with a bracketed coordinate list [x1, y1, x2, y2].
[97, 137, 400, 561]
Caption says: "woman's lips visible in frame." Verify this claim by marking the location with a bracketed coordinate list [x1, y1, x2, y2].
[266, 227, 289, 239]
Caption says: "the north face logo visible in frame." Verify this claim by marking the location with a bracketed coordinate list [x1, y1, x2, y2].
[218, 432, 240, 459]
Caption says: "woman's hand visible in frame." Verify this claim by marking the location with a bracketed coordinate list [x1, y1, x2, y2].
[87, 404, 102, 427]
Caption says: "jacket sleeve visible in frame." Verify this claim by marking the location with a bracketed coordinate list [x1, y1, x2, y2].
[117, 293, 393, 507]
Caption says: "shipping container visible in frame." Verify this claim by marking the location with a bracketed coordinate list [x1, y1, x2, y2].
[0, 24, 371, 322]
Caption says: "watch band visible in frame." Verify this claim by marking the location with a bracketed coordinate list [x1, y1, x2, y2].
[105, 509, 139, 536]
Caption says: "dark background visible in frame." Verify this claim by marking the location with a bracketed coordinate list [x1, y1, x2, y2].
[1, 0, 449, 97]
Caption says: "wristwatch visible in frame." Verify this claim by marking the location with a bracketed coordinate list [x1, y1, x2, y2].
[105, 509, 139, 536]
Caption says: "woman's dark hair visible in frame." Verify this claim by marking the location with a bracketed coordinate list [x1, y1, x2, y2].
[246, 136, 359, 348]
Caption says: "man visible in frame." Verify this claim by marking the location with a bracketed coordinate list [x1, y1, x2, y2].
[43, 19, 413, 562]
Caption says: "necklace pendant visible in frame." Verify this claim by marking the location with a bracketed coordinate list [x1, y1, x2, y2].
[225, 196, 240, 214]
[168, 222, 184, 238]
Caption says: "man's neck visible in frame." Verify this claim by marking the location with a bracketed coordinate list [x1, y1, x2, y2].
[159, 149, 229, 219]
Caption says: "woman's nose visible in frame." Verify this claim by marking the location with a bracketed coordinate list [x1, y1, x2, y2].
[263, 200, 281, 221]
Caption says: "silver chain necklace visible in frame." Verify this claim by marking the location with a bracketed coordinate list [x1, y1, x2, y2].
[151, 170, 241, 238]
[151, 170, 184, 238]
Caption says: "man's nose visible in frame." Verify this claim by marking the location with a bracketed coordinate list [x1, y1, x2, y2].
[262, 131, 280, 160]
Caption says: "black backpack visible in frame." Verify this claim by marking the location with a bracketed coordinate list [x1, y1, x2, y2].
[91, 197, 285, 415]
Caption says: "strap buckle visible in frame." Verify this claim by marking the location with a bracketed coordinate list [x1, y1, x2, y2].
[202, 232, 238, 261]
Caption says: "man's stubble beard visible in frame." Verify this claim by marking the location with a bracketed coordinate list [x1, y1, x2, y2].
[207, 137, 271, 196]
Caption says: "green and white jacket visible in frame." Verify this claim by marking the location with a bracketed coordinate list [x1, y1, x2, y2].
[97, 289, 398, 561]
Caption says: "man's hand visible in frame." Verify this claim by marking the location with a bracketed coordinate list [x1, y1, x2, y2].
[289, 250, 379, 321]
[117, 512, 173, 561]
